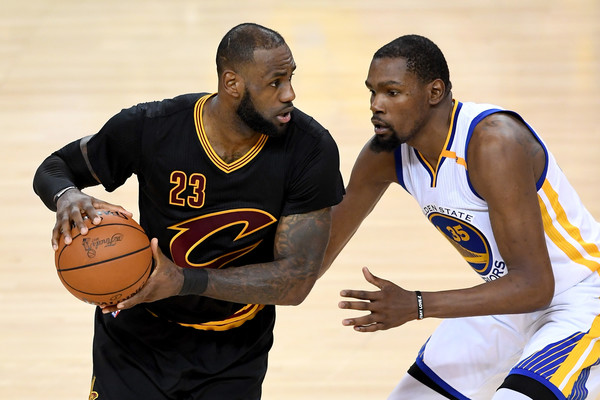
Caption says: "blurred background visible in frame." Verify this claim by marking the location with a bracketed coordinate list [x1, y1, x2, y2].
[1, 1, 599, 398]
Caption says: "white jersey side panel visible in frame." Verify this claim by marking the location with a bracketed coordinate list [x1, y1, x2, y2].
[394, 101, 600, 295]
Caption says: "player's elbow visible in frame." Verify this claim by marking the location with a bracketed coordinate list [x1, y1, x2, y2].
[529, 274, 555, 310]
[281, 274, 318, 306]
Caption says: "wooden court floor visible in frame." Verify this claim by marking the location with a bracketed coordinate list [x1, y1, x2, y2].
[1, 1, 599, 398]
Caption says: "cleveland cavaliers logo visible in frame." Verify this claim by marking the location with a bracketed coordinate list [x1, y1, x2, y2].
[168, 208, 277, 269]
[428, 213, 493, 276]
[166, 208, 276, 331]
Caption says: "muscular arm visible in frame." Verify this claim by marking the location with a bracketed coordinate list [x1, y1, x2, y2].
[33, 135, 132, 248]
[320, 140, 397, 277]
[202, 207, 332, 305]
[110, 207, 334, 312]
[422, 113, 553, 318]
[340, 114, 554, 332]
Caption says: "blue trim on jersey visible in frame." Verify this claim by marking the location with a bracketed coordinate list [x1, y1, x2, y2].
[570, 358, 600, 400]
[463, 108, 503, 200]
[414, 148, 435, 186]
[394, 145, 408, 192]
[516, 332, 584, 379]
[507, 369, 567, 400]
[415, 355, 470, 400]
[509, 331, 599, 400]
[511, 112, 549, 191]
[463, 108, 550, 199]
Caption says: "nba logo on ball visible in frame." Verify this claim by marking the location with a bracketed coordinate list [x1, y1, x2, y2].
[54, 210, 153, 306]
[82, 232, 124, 258]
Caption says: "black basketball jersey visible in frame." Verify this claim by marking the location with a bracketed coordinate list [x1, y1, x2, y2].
[85, 93, 344, 331]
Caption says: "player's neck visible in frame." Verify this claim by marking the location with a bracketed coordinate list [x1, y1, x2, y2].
[202, 95, 263, 163]
[410, 97, 455, 170]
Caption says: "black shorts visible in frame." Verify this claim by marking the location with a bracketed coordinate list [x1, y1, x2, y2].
[90, 305, 275, 400]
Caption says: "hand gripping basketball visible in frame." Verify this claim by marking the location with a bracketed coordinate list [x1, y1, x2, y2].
[54, 210, 153, 306]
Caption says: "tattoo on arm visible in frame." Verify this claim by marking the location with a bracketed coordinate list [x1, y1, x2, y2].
[203, 207, 332, 305]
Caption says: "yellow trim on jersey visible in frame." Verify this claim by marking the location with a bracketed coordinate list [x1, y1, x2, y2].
[538, 180, 600, 272]
[550, 315, 600, 396]
[193, 94, 268, 173]
[440, 150, 468, 169]
[88, 376, 98, 400]
[147, 304, 266, 331]
[175, 304, 266, 331]
[417, 100, 460, 187]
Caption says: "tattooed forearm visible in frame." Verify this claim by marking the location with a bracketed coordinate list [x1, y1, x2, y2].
[201, 207, 332, 305]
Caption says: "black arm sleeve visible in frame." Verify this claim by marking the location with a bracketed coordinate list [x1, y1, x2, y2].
[32, 138, 100, 211]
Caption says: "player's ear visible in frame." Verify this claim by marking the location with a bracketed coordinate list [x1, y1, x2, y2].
[428, 78, 445, 105]
[222, 70, 243, 98]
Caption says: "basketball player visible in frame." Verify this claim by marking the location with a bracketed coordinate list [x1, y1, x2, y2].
[322, 35, 600, 399]
[33, 23, 344, 399]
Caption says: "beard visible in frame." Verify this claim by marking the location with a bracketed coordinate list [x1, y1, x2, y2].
[236, 90, 286, 138]
[369, 116, 425, 153]
[369, 130, 402, 153]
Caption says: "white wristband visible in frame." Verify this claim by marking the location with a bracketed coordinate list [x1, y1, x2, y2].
[53, 186, 77, 204]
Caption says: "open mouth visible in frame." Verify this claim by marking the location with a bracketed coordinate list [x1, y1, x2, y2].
[372, 118, 390, 134]
[276, 112, 291, 124]
[276, 107, 294, 124]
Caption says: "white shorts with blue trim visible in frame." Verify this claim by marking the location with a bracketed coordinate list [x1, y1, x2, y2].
[388, 273, 600, 400]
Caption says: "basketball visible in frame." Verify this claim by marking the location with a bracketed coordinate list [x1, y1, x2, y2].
[54, 210, 153, 306]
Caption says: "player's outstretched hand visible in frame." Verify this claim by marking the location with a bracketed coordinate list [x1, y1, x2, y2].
[102, 238, 184, 314]
[338, 267, 417, 332]
[53, 188, 132, 250]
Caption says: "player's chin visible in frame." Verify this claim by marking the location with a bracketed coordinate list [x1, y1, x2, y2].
[266, 121, 289, 137]
[370, 134, 399, 153]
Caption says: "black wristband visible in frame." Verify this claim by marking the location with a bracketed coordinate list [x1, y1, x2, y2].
[179, 268, 209, 296]
[415, 291, 424, 320]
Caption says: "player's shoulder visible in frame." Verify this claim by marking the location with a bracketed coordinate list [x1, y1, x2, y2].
[460, 101, 531, 140]
[287, 107, 338, 151]
[128, 92, 210, 119]
[459, 101, 505, 113]
[289, 107, 329, 138]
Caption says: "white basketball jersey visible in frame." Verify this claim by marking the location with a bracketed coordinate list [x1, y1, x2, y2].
[394, 101, 600, 295]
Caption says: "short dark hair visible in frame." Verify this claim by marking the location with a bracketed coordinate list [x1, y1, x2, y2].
[374, 35, 452, 93]
[216, 23, 286, 74]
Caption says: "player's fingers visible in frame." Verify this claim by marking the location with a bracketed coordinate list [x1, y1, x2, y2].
[51, 218, 64, 248]
[92, 199, 132, 217]
[118, 247, 161, 310]
[353, 323, 383, 333]
[80, 202, 103, 225]
[149, 238, 167, 271]
[117, 282, 152, 310]
[338, 300, 372, 311]
[100, 305, 119, 314]
[342, 314, 375, 326]
[116, 295, 141, 310]
[65, 206, 89, 236]
[150, 238, 162, 259]
[362, 267, 388, 289]
[340, 289, 378, 300]
[51, 226, 63, 250]
[53, 214, 75, 246]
